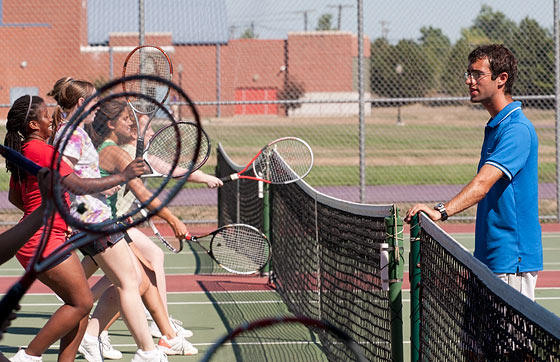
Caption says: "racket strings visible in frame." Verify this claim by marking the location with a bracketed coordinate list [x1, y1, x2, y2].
[253, 139, 313, 183]
[146, 122, 209, 176]
[212, 227, 269, 273]
[124, 49, 172, 114]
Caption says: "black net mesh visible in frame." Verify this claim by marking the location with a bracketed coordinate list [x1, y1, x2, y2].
[270, 182, 394, 361]
[217, 144, 397, 361]
[216, 144, 263, 230]
[418, 214, 560, 361]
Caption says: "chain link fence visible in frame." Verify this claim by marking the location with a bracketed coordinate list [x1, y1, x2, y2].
[0, 0, 558, 223]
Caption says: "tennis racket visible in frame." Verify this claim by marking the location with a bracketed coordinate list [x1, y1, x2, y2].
[122, 45, 173, 158]
[201, 316, 367, 362]
[137, 206, 180, 253]
[142, 121, 210, 178]
[181, 224, 270, 274]
[220, 137, 313, 184]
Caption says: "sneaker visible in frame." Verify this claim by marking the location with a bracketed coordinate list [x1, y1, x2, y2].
[157, 335, 198, 356]
[10, 349, 42, 362]
[150, 317, 193, 339]
[78, 333, 103, 362]
[99, 331, 122, 360]
[131, 348, 168, 362]
[169, 316, 194, 338]
[149, 320, 162, 338]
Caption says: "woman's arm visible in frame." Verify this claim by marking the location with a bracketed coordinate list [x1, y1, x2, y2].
[62, 151, 144, 195]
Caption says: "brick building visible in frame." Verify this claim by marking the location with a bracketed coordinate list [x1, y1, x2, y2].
[0, 0, 370, 118]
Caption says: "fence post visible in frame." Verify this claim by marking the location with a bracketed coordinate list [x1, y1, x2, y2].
[410, 214, 421, 361]
[386, 207, 403, 362]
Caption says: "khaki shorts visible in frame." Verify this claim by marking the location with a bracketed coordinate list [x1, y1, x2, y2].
[495, 271, 538, 301]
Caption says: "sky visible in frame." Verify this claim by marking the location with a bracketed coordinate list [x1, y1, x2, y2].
[225, 0, 554, 44]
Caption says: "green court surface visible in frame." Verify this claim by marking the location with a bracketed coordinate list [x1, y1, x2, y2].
[1, 231, 559, 361]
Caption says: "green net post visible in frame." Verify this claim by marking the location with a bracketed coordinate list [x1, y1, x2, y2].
[261, 182, 270, 275]
[386, 207, 404, 362]
[409, 214, 420, 361]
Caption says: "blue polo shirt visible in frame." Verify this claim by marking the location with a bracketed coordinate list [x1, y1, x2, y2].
[474, 101, 542, 273]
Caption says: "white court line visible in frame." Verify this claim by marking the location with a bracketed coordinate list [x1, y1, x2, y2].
[15, 295, 560, 308]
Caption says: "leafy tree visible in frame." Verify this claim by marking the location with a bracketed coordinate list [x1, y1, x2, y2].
[472, 5, 517, 44]
[316, 14, 334, 31]
[240, 27, 258, 39]
[277, 76, 305, 115]
[418, 26, 451, 93]
[370, 38, 433, 99]
[510, 17, 554, 106]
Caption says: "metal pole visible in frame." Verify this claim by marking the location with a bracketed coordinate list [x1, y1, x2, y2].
[109, 46, 114, 80]
[410, 214, 421, 361]
[139, 0, 145, 46]
[216, 44, 221, 117]
[178, 64, 183, 120]
[387, 208, 404, 362]
[357, 0, 365, 203]
[554, 0, 560, 221]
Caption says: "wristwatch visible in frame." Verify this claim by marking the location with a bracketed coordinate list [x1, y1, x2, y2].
[434, 203, 448, 221]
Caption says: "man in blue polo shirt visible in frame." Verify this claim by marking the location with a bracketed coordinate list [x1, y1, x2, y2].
[404, 44, 542, 301]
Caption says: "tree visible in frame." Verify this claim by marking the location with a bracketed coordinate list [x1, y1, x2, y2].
[240, 26, 258, 39]
[370, 38, 433, 100]
[510, 17, 554, 106]
[277, 76, 305, 115]
[418, 26, 451, 93]
[472, 5, 517, 45]
[316, 14, 334, 31]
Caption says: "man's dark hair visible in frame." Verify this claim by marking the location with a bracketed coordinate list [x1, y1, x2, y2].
[468, 44, 517, 94]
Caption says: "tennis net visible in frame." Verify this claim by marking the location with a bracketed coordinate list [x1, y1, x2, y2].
[216, 144, 403, 361]
[414, 213, 560, 361]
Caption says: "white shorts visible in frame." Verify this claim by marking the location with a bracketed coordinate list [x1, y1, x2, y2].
[495, 272, 538, 301]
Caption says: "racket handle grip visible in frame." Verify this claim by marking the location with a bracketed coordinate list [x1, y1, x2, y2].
[135, 138, 144, 159]
[0, 145, 41, 176]
[0, 282, 26, 325]
[220, 174, 238, 183]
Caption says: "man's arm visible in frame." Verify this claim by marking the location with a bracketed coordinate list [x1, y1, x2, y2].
[404, 164, 504, 223]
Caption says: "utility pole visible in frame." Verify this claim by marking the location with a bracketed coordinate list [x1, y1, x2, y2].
[327, 4, 353, 30]
[380, 20, 390, 39]
[294, 9, 315, 31]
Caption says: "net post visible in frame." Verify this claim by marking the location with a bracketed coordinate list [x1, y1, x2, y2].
[409, 213, 421, 362]
[261, 182, 270, 276]
[386, 206, 404, 362]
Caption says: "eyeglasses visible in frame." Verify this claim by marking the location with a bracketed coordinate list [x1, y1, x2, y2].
[464, 71, 492, 81]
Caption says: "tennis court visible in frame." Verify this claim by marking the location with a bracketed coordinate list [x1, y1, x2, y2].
[1, 222, 559, 361]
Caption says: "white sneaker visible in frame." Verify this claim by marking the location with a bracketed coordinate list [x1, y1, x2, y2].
[149, 317, 193, 339]
[10, 349, 42, 362]
[157, 335, 198, 356]
[99, 331, 122, 360]
[78, 333, 103, 362]
[169, 316, 194, 338]
[131, 348, 168, 362]
[149, 320, 162, 338]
